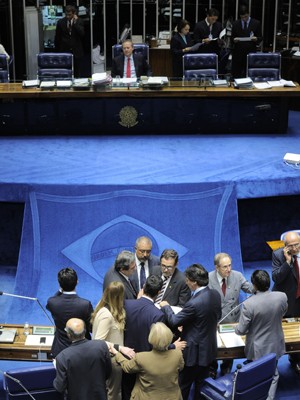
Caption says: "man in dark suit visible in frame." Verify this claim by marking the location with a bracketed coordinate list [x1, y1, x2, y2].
[272, 230, 300, 373]
[122, 274, 164, 399]
[53, 318, 112, 400]
[54, 5, 85, 77]
[103, 250, 137, 299]
[131, 236, 160, 292]
[111, 39, 152, 78]
[231, 5, 262, 78]
[194, 8, 223, 56]
[153, 249, 190, 307]
[46, 267, 93, 358]
[161, 264, 221, 400]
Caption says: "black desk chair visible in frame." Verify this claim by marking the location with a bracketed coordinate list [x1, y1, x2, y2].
[112, 43, 149, 61]
[200, 353, 277, 400]
[247, 52, 281, 82]
[0, 54, 9, 82]
[37, 53, 73, 81]
[183, 53, 218, 80]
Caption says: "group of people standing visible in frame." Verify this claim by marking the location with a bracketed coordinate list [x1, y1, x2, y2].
[170, 5, 262, 78]
[45, 231, 300, 400]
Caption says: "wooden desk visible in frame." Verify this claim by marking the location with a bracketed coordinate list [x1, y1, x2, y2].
[1, 83, 300, 135]
[267, 240, 284, 251]
[149, 47, 172, 77]
[0, 324, 52, 361]
[217, 321, 300, 359]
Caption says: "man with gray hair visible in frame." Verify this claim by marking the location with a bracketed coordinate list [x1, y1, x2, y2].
[53, 318, 112, 400]
[208, 252, 253, 376]
[103, 250, 137, 299]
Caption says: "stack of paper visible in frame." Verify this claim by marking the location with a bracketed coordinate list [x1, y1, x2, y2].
[267, 79, 296, 88]
[234, 77, 253, 89]
[22, 80, 39, 88]
[40, 81, 56, 89]
[213, 79, 229, 87]
[56, 80, 72, 88]
[92, 73, 112, 85]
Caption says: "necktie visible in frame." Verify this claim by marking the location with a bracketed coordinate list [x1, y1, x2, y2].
[155, 277, 168, 304]
[68, 20, 72, 35]
[126, 57, 131, 78]
[294, 256, 300, 298]
[140, 262, 146, 290]
[221, 278, 226, 296]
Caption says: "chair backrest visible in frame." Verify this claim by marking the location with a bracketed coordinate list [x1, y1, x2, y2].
[280, 229, 300, 241]
[37, 52, 73, 81]
[183, 53, 218, 80]
[0, 54, 9, 82]
[247, 52, 281, 82]
[112, 43, 149, 61]
[3, 364, 62, 399]
[233, 353, 277, 400]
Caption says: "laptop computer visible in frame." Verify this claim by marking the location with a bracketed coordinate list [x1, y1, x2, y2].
[0, 328, 17, 343]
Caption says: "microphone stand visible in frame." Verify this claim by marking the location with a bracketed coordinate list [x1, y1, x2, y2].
[0, 291, 54, 325]
[218, 294, 254, 326]
[1, 370, 37, 400]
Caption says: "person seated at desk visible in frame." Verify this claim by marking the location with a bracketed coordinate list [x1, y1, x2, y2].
[111, 39, 152, 78]
[193, 8, 223, 57]
[231, 5, 262, 79]
[170, 19, 193, 78]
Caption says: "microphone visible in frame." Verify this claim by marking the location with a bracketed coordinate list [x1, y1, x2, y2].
[0, 291, 54, 325]
[1, 369, 37, 400]
[218, 294, 254, 326]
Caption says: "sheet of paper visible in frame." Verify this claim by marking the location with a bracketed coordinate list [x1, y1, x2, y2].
[217, 331, 223, 348]
[219, 28, 226, 39]
[190, 42, 203, 52]
[25, 334, 54, 346]
[236, 37, 252, 42]
[267, 80, 284, 87]
[147, 77, 169, 84]
[254, 82, 272, 89]
[219, 332, 245, 348]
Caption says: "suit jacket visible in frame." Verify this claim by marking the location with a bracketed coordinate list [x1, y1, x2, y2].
[152, 266, 191, 307]
[193, 20, 223, 55]
[231, 17, 262, 78]
[46, 292, 93, 357]
[235, 291, 288, 360]
[53, 338, 112, 400]
[208, 270, 253, 323]
[111, 53, 152, 78]
[162, 286, 221, 367]
[170, 32, 193, 77]
[131, 254, 160, 292]
[54, 17, 85, 58]
[272, 247, 300, 316]
[115, 349, 184, 400]
[103, 266, 137, 299]
[124, 296, 165, 352]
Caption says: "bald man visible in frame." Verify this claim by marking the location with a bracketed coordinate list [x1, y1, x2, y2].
[53, 318, 112, 400]
[272, 231, 300, 373]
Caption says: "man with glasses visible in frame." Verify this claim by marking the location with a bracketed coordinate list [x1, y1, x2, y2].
[208, 252, 253, 376]
[131, 236, 159, 293]
[153, 249, 190, 307]
[272, 231, 300, 373]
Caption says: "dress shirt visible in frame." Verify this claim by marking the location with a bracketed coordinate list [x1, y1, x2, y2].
[217, 272, 227, 288]
[123, 55, 136, 78]
[135, 255, 150, 288]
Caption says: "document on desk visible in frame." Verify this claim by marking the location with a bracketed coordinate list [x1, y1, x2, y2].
[219, 332, 245, 348]
[253, 82, 272, 89]
[267, 79, 296, 88]
[147, 77, 169, 84]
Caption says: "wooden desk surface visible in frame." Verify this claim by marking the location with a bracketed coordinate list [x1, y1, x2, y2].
[0, 324, 52, 361]
[267, 240, 284, 251]
[217, 320, 300, 359]
[1, 82, 300, 100]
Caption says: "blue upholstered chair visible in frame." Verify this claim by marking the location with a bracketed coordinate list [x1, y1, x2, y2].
[247, 52, 281, 82]
[3, 364, 63, 399]
[183, 53, 218, 80]
[0, 54, 9, 82]
[37, 53, 73, 81]
[200, 353, 277, 400]
[112, 43, 149, 61]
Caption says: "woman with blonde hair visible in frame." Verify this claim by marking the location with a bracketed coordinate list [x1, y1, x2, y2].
[91, 281, 126, 400]
[110, 322, 184, 400]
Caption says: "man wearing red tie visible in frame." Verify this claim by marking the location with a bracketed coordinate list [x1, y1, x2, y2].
[111, 40, 152, 78]
[272, 230, 300, 373]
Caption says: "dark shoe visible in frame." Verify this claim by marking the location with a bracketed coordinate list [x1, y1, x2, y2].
[208, 367, 217, 379]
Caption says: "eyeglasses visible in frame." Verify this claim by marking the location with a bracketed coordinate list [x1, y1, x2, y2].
[161, 265, 174, 270]
[286, 243, 300, 249]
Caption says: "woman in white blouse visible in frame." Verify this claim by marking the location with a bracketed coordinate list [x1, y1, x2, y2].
[91, 281, 126, 400]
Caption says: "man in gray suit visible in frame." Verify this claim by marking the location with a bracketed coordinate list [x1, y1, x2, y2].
[208, 252, 253, 375]
[235, 270, 287, 400]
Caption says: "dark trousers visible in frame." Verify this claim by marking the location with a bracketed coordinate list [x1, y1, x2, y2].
[179, 365, 209, 400]
[121, 371, 136, 400]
